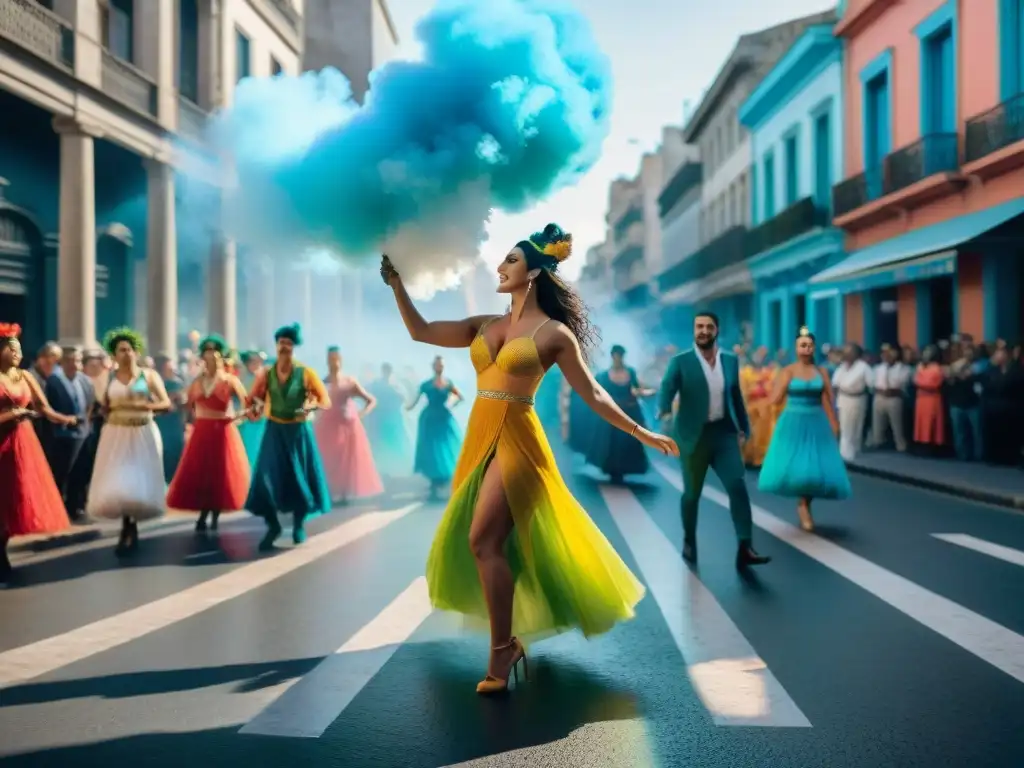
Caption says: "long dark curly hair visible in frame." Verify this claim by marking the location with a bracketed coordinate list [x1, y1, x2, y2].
[519, 224, 600, 360]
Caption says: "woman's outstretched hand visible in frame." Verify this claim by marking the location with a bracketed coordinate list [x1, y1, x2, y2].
[380, 255, 399, 286]
[635, 427, 679, 457]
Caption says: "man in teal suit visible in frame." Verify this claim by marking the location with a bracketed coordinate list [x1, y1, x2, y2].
[658, 312, 770, 569]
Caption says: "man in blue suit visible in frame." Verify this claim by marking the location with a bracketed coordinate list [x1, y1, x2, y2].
[45, 346, 95, 521]
[657, 312, 770, 569]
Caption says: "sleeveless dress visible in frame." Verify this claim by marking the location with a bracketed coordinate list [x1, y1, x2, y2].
[413, 378, 462, 484]
[0, 376, 70, 537]
[166, 377, 251, 511]
[586, 367, 649, 478]
[758, 373, 851, 500]
[426, 319, 645, 640]
[314, 376, 384, 500]
[245, 364, 332, 518]
[364, 378, 414, 476]
[86, 372, 167, 520]
[236, 370, 266, 469]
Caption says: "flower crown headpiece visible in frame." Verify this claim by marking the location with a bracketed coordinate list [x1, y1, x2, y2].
[0, 322, 21, 341]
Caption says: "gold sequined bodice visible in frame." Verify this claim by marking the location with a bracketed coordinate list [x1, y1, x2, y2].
[469, 325, 546, 402]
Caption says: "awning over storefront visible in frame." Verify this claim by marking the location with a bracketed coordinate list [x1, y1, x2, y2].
[809, 197, 1024, 293]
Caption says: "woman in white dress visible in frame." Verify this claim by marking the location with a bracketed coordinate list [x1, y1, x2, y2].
[86, 327, 171, 556]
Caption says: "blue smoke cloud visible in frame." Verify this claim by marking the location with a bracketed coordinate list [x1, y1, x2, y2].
[210, 0, 611, 287]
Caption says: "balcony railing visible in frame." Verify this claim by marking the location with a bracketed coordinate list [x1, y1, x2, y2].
[0, 0, 74, 69]
[744, 196, 828, 257]
[613, 205, 642, 241]
[177, 96, 208, 143]
[965, 92, 1024, 163]
[612, 244, 643, 269]
[657, 226, 747, 293]
[832, 133, 959, 217]
[102, 51, 157, 116]
[658, 162, 702, 218]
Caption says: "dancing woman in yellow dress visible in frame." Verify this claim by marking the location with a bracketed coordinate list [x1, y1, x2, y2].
[380, 224, 679, 695]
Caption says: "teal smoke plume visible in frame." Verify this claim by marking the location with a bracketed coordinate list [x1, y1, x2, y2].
[210, 0, 611, 281]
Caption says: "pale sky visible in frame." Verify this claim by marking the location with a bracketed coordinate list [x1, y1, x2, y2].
[385, 0, 837, 280]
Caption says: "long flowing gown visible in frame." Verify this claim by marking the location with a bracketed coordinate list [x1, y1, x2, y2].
[166, 377, 251, 512]
[0, 376, 70, 537]
[413, 378, 462, 484]
[86, 372, 166, 520]
[315, 376, 384, 500]
[426, 322, 645, 640]
[758, 374, 851, 499]
[364, 378, 413, 476]
[740, 364, 776, 467]
[585, 367, 649, 478]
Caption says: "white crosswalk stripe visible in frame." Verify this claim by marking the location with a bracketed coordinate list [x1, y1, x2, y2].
[651, 460, 1024, 686]
[931, 533, 1024, 567]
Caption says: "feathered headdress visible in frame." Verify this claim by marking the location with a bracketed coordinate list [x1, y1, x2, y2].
[0, 322, 21, 341]
[518, 223, 573, 272]
[102, 326, 145, 355]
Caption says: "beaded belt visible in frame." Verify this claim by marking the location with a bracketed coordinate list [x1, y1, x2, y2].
[106, 412, 154, 427]
[478, 389, 534, 406]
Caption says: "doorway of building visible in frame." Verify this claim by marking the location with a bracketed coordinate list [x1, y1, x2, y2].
[927, 275, 954, 342]
[96, 227, 133, 339]
[877, 286, 899, 347]
[0, 209, 45, 356]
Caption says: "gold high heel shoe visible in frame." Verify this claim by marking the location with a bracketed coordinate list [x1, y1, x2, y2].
[476, 637, 528, 695]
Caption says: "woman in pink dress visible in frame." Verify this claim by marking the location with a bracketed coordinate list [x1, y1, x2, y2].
[315, 346, 383, 503]
[0, 323, 77, 582]
[913, 344, 947, 454]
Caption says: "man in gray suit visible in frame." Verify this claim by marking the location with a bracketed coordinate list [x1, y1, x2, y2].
[657, 312, 770, 569]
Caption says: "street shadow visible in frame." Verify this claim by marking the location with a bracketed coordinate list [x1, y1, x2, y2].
[810, 524, 853, 542]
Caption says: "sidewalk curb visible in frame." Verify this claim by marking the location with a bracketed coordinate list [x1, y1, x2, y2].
[8, 527, 104, 554]
[846, 462, 1024, 510]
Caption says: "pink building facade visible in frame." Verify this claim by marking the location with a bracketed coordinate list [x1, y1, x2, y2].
[810, 0, 1024, 349]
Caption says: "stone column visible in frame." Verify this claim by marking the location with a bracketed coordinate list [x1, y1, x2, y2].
[53, 116, 99, 348]
[145, 158, 178, 357]
[207, 236, 237, 346]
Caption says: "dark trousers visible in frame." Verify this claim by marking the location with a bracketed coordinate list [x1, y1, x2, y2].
[48, 437, 90, 517]
[680, 419, 753, 543]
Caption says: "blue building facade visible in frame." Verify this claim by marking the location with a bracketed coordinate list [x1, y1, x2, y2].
[739, 23, 847, 352]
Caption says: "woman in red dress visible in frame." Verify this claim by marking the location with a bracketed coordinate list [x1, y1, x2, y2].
[0, 323, 77, 582]
[166, 334, 251, 533]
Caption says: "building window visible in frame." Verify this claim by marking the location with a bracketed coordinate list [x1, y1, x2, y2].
[762, 150, 776, 220]
[917, 3, 957, 134]
[784, 131, 799, 206]
[271, 56, 283, 75]
[236, 29, 251, 82]
[860, 50, 893, 197]
[178, 0, 199, 102]
[999, 0, 1024, 98]
[813, 108, 833, 210]
[103, 0, 134, 62]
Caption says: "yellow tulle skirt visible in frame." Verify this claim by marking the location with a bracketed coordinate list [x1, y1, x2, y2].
[426, 397, 645, 640]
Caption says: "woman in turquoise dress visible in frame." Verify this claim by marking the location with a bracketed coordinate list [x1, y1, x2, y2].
[365, 362, 414, 477]
[586, 345, 655, 482]
[244, 324, 332, 550]
[154, 354, 186, 483]
[408, 355, 463, 499]
[758, 326, 851, 532]
[236, 350, 267, 469]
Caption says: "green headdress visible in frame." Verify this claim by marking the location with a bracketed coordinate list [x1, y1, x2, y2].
[198, 333, 228, 354]
[102, 326, 145, 356]
[516, 223, 573, 272]
[274, 323, 303, 346]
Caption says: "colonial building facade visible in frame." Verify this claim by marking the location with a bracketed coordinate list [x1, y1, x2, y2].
[813, 0, 1024, 348]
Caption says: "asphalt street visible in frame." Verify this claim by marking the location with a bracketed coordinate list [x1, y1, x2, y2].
[1, 446, 1023, 768]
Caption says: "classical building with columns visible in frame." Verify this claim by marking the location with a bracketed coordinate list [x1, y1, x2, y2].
[0, 0, 303, 356]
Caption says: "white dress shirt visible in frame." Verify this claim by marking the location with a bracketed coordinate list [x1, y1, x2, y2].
[696, 349, 725, 422]
[831, 360, 872, 396]
[872, 362, 910, 392]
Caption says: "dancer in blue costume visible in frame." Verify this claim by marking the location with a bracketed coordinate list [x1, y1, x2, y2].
[365, 362, 414, 477]
[586, 345, 656, 482]
[408, 355, 463, 499]
[758, 326, 851, 532]
[244, 324, 332, 550]
[236, 350, 267, 469]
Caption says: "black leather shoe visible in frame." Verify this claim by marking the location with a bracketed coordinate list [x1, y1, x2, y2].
[682, 540, 697, 563]
[736, 544, 770, 569]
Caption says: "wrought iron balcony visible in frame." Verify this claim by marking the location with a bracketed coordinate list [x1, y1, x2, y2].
[613, 205, 642, 241]
[965, 92, 1024, 163]
[744, 196, 827, 256]
[885, 133, 959, 193]
[177, 95, 208, 143]
[657, 226, 746, 293]
[831, 133, 959, 217]
[658, 162, 702, 219]
[102, 51, 157, 116]
[0, 0, 74, 69]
